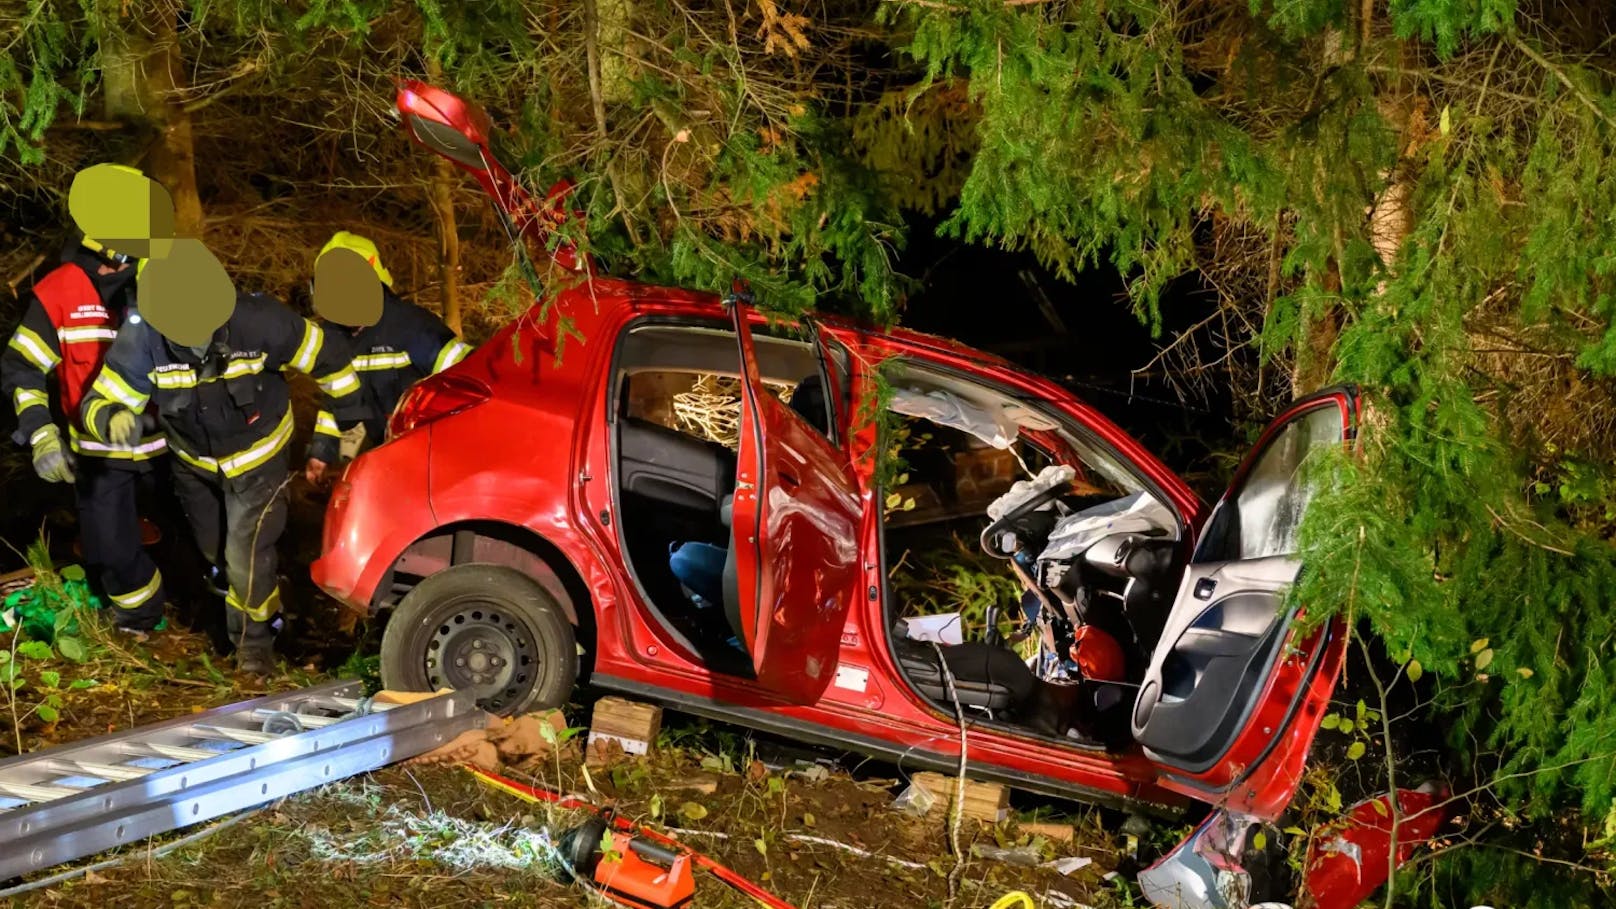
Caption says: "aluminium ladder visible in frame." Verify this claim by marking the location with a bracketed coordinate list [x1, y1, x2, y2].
[0, 679, 482, 880]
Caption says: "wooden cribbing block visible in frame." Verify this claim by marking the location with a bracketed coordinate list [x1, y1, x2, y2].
[586, 697, 662, 762]
[1019, 820, 1075, 843]
[912, 771, 1010, 823]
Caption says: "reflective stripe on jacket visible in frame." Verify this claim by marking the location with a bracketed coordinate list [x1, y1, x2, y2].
[81, 293, 367, 478]
[309, 290, 470, 463]
[0, 256, 166, 460]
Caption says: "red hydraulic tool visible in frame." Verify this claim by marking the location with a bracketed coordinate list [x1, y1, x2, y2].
[558, 815, 695, 909]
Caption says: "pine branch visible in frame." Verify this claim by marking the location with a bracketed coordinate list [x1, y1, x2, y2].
[1508, 34, 1616, 130]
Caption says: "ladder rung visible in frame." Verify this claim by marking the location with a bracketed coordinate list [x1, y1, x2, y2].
[251, 709, 343, 729]
[121, 741, 226, 763]
[43, 759, 154, 783]
[0, 780, 84, 804]
[316, 696, 398, 712]
[190, 724, 278, 745]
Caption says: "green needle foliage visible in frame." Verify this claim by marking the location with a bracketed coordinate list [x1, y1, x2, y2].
[888, 0, 1616, 903]
[9, 0, 1616, 903]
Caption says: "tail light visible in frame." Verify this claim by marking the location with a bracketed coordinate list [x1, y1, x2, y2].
[389, 373, 491, 438]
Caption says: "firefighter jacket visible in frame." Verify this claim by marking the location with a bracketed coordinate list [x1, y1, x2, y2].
[1, 250, 166, 462]
[81, 293, 366, 479]
[308, 289, 472, 464]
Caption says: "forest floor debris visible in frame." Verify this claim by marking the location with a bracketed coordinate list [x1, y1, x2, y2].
[2, 653, 1129, 909]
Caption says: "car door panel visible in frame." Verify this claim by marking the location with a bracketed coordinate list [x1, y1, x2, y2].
[729, 304, 862, 703]
[1134, 389, 1355, 813]
[1132, 555, 1297, 770]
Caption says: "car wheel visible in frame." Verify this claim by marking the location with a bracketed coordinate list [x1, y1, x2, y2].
[380, 563, 577, 716]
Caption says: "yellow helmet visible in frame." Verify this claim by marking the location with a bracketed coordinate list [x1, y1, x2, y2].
[317, 231, 393, 288]
[71, 164, 165, 261]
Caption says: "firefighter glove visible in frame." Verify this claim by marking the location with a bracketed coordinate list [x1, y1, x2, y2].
[30, 426, 75, 484]
[108, 408, 140, 447]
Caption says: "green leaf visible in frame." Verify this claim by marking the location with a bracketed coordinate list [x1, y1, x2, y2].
[1346, 742, 1367, 761]
[1355, 699, 1367, 723]
[38, 670, 60, 688]
[1251, 830, 1267, 851]
[1517, 667, 1535, 679]
[1371, 799, 1389, 816]
[55, 637, 87, 664]
[1320, 713, 1340, 731]
[1470, 638, 1490, 655]
[16, 641, 51, 660]
[1282, 826, 1308, 837]
[754, 837, 768, 857]
[1406, 660, 1423, 683]
[35, 703, 58, 723]
[1339, 719, 1355, 734]
[802, 812, 815, 828]
[884, 493, 902, 509]
[650, 794, 664, 821]
[68, 678, 97, 690]
[678, 801, 708, 821]
[1475, 648, 1495, 671]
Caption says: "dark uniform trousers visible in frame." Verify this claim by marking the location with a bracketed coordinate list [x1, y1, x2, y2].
[75, 458, 167, 627]
[171, 451, 290, 644]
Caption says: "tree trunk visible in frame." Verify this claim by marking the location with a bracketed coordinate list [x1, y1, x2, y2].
[424, 56, 463, 335]
[101, 1, 204, 239]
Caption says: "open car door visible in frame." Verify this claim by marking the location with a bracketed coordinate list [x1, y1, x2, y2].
[1132, 387, 1357, 818]
[395, 80, 587, 274]
[725, 304, 862, 703]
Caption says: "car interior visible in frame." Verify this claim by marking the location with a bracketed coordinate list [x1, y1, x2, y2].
[876, 364, 1188, 749]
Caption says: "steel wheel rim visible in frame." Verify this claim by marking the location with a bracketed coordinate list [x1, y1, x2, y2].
[423, 598, 540, 713]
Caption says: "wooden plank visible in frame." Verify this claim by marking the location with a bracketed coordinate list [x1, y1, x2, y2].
[1019, 820, 1075, 843]
[911, 771, 1010, 823]
[586, 697, 662, 762]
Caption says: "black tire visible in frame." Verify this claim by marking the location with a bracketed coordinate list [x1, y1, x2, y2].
[380, 563, 577, 715]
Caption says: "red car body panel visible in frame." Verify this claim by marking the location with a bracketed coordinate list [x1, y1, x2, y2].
[1304, 787, 1448, 909]
[729, 305, 864, 702]
[312, 83, 1378, 847]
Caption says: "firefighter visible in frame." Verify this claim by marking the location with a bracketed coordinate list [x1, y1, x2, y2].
[304, 231, 472, 482]
[80, 239, 366, 674]
[1, 167, 170, 632]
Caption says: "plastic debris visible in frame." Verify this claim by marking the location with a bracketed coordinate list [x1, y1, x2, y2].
[891, 780, 938, 816]
[971, 842, 1042, 867]
[0, 565, 104, 642]
[1043, 856, 1094, 876]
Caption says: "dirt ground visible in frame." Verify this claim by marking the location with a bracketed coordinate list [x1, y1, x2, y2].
[2, 625, 1131, 909]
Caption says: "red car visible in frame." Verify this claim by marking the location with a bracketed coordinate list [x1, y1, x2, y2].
[312, 83, 1444, 909]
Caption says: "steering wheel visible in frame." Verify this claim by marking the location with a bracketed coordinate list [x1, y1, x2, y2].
[978, 480, 1070, 559]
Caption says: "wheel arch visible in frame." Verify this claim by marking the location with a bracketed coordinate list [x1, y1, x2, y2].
[377, 520, 598, 667]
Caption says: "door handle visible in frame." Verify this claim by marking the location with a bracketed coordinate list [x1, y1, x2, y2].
[1193, 578, 1217, 600]
[778, 471, 801, 491]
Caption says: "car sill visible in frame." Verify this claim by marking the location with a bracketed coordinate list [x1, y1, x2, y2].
[592, 673, 1186, 821]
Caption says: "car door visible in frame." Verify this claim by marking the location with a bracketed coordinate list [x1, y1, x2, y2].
[1132, 387, 1357, 817]
[727, 303, 863, 703]
[395, 80, 587, 273]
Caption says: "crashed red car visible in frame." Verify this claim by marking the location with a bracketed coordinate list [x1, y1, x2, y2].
[312, 82, 1444, 908]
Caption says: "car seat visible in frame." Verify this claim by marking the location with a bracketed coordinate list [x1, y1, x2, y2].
[892, 636, 1038, 713]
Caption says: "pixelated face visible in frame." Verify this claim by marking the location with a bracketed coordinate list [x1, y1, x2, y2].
[138, 239, 237, 347]
[313, 247, 383, 328]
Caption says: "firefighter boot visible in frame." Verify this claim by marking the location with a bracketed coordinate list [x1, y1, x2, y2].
[226, 608, 277, 676]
